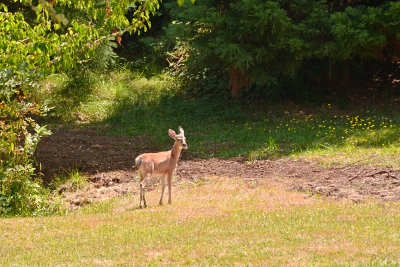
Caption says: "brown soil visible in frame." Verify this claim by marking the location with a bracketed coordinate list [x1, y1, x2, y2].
[35, 128, 400, 209]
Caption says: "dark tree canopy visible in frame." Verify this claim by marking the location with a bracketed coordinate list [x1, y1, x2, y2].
[162, 0, 400, 97]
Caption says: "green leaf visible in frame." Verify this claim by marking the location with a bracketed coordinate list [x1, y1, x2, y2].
[0, 3, 8, 12]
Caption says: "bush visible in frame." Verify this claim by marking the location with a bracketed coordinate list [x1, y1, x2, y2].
[0, 74, 52, 216]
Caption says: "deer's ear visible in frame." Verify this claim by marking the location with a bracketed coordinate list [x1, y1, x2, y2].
[168, 129, 177, 139]
[178, 126, 184, 135]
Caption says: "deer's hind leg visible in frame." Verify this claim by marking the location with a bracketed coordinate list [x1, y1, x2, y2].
[139, 170, 152, 209]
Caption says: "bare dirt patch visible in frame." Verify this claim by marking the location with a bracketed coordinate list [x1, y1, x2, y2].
[36, 128, 400, 209]
[178, 158, 400, 202]
[35, 128, 155, 179]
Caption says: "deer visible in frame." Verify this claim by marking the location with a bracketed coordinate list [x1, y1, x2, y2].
[133, 126, 187, 208]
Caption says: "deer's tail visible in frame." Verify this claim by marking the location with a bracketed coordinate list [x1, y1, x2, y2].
[133, 157, 142, 172]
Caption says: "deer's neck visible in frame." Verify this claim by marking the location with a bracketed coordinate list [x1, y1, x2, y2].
[170, 142, 182, 164]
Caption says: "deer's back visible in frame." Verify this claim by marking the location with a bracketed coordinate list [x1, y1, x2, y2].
[137, 150, 172, 176]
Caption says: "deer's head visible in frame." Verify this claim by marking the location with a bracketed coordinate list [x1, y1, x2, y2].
[169, 126, 187, 149]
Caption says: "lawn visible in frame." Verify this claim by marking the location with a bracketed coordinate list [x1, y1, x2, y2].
[1, 177, 400, 265]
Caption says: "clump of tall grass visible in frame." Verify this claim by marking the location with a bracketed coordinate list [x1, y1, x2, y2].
[50, 169, 89, 193]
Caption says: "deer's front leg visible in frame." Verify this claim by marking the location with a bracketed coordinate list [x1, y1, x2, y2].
[159, 175, 166, 205]
[167, 171, 173, 204]
[139, 174, 143, 209]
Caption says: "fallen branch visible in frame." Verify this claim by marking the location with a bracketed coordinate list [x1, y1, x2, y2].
[348, 168, 365, 182]
[365, 170, 399, 180]
[340, 154, 377, 172]
[349, 169, 400, 182]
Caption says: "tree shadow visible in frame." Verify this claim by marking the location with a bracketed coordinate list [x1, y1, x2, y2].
[46, 71, 97, 122]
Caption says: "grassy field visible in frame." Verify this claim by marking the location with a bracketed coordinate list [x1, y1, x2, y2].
[37, 68, 400, 166]
[1, 177, 400, 265]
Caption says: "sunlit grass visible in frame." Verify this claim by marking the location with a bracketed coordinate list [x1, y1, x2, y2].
[1, 177, 399, 265]
[244, 112, 400, 163]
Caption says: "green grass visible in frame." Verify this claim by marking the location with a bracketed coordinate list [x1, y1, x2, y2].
[1, 178, 399, 265]
[38, 68, 400, 166]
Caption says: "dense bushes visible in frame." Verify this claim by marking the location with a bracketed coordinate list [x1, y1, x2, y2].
[161, 0, 400, 98]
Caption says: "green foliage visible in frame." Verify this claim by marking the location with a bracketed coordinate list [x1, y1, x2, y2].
[164, 0, 400, 97]
[120, 36, 174, 77]
[0, 0, 160, 78]
[0, 97, 52, 216]
[89, 42, 119, 72]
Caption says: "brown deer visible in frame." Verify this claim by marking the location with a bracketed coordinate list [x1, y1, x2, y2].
[133, 126, 187, 208]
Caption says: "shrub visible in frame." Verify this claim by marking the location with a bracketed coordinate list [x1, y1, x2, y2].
[0, 86, 51, 216]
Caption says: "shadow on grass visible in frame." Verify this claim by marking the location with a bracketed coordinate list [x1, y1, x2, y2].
[44, 71, 98, 122]
[103, 83, 248, 157]
[101, 80, 400, 160]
